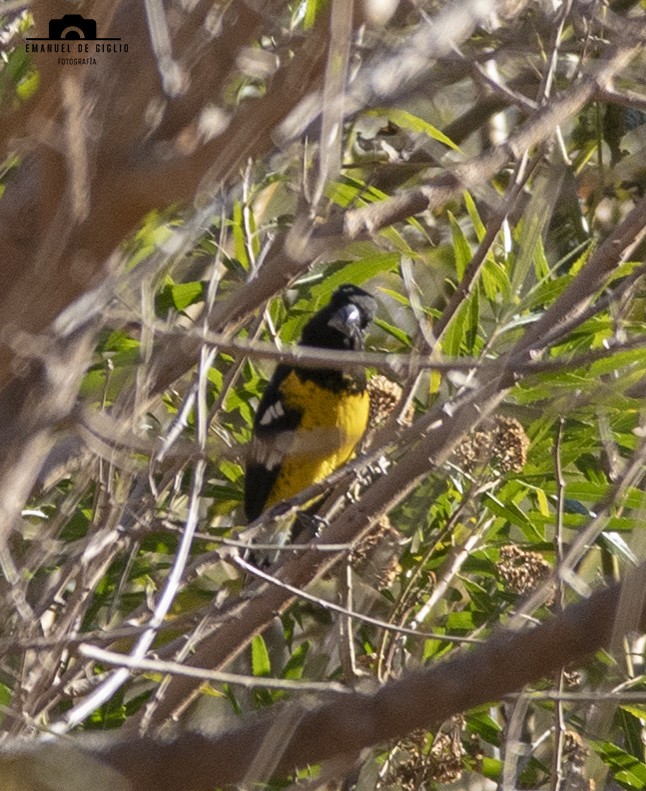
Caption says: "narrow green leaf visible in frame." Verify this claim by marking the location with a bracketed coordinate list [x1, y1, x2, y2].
[374, 317, 412, 347]
[532, 234, 550, 281]
[569, 242, 595, 275]
[251, 634, 271, 677]
[325, 175, 389, 208]
[482, 493, 544, 541]
[621, 705, 646, 722]
[441, 299, 468, 357]
[618, 707, 645, 763]
[308, 253, 400, 302]
[464, 191, 486, 242]
[283, 642, 310, 680]
[449, 211, 472, 280]
[232, 201, 249, 270]
[510, 171, 563, 295]
[542, 481, 646, 510]
[481, 257, 511, 303]
[371, 107, 460, 151]
[466, 709, 502, 745]
[465, 289, 479, 355]
[591, 739, 646, 789]
[378, 288, 411, 307]
[599, 532, 639, 565]
[219, 460, 243, 484]
[302, 0, 323, 28]
[590, 348, 646, 378]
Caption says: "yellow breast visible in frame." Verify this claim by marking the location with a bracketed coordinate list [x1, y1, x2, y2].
[264, 371, 369, 510]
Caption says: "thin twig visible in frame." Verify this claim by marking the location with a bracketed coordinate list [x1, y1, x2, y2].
[235, 556, 482, 645]
[78, 644, 352, 695]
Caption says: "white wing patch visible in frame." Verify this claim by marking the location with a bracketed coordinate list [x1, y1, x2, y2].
[258, 399, 286, 426]
[251, 433, 293, 470]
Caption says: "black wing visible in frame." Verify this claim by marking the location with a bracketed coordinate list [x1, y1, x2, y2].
[244, 365, 301, 522]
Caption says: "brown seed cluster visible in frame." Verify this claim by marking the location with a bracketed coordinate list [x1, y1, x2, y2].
[388, 720, 464, 789]
[351, 515, 404, 588]
[563, 668, 582, 688]
[426, 728, 465, 784]
[494, 416, 531, 472]
[367, 375, 414, 427]
[454, 415, 530, 474]
[496, 544, 552, 596]
[563, 730, 588, 768]
[562, 730, 594, 790]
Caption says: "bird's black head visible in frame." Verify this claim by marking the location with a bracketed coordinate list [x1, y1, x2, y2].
[300, 284, 377, 352]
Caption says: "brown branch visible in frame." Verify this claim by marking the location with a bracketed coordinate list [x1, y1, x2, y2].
[342, 38, 642, 238]
[3, 568, 646, 790]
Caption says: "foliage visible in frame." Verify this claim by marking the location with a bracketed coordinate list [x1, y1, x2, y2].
[1, 0, 646, 789]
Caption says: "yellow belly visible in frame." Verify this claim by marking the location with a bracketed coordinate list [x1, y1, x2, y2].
[264, 371, 369, 510]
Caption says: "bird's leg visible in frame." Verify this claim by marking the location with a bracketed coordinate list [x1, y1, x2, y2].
[291, 511, 329, 543]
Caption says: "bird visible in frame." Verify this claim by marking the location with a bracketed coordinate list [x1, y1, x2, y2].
[244, 284, 377, 530]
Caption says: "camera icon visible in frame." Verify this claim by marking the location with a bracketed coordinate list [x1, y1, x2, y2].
[48, 14, 97, 40]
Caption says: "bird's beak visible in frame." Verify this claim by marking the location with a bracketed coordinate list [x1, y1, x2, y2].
[327, 303, 362, 336]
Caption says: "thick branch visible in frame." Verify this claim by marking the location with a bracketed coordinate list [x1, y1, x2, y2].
[2, 568, 645, 790]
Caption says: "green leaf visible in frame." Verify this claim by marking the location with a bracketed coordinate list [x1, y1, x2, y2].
[232, 201, 249, 270]
[369, 107, 460, 151]
[599, 532, 639, 565]
[569, 242, 594, 276]
[0, 681, 11, 725]
[445, 610, 483, 630]
[465, 288, 479, 355]
[374, 317, 412, 347]
[510, 173, 560, 295]
[17, 69, 39, 101]
[442, 298, 469, 357]
[378, 288, 411, 307]
[532, 234, 550, 281]
[219, 460, 244, 483]
[481, 257, 511, 303]
[482, 493, 544, 541]
[589, 347, 646, 378]
[591, 740, 646, 789]
[618, 707, 646, 763]
[464, 191, 486, 242]
[301, 0, 324, 28]
[326, 175, 388, 208]
[541, 481, 645, 511]
[621, 705, 646, 722]
[308, 253, 400, 302]
[524, 274, 572, 311]
[479, 756, 503, 780]
[251, 634, 271, 677]
[466, 708, 502, 745]
[449, 211, 472, 280]
[156, 280, 205, 316]
[283, 642, 310, 680]
[422, 635, 454, 662]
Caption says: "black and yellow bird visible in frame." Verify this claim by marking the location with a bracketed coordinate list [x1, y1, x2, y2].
[244, 284, 377, 525]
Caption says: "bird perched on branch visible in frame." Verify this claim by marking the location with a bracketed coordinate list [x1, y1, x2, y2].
[244, 284, 377, 526]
